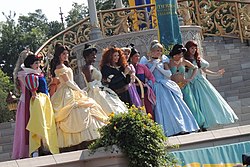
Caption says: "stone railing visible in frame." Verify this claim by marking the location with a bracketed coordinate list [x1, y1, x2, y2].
[35, 0, 250, 71]
[35, 4, 157, 64]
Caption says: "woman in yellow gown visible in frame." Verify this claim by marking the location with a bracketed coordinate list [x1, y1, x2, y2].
[23, 54, 59, 157]
[50, 44, 108, 151]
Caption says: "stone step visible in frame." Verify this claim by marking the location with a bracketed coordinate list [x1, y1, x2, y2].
[240, 112, 250, 123]
[0, 123, 14, 161]
[0, 135, 13, 145]
[0, 122, 15, 131]
[203, 36, 245, 45]
[0, 143, 12, 154]
[168, 125, 250, 151]
[0, 152, 11, 162]
[0, 128, 14, 138]
[0, 125, 249, 167]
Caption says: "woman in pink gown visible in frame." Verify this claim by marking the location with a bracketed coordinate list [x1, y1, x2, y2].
[12, 50, 31, 159]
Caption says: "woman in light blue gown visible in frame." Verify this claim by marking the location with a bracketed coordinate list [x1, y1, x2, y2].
[169, 44, 206, 130]
[184, 41, 238, 128]
[146, 42, 199, 136]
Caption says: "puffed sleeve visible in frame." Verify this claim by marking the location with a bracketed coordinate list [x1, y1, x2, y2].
[55, 67, 68, 77]
[200, 58, 209, 68]
[162, 55, 170, 63]
[25, 74, 39, 92]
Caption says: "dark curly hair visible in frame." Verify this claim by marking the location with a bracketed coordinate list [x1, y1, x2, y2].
[99, 47, 128, 70]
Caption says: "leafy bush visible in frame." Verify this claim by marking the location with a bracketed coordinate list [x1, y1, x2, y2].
[89, 106, 177, 167]
[0, 69, 14, 123]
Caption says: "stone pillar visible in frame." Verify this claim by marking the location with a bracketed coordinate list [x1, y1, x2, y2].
[115, 0, 123, 8]
[180, 25, 204, 56]
[87, 0, 102, 40]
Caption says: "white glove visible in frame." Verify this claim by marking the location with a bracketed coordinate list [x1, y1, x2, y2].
[156, 65, 171, 78]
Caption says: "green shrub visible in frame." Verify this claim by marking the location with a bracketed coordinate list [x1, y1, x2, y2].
[89, 106, 177, 167]
[0, 69, 14, 123]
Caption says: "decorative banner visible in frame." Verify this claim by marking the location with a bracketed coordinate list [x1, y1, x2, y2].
[128, 0, 157, 30]
[171, 141, 250, 166]
[155, 0, 182, 54]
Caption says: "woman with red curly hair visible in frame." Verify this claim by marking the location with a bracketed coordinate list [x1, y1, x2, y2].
[100, 47, 132, 106]
[184, 40, 238, 129]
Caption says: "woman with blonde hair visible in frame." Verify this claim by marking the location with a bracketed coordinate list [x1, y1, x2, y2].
[146, 42, 199, 136]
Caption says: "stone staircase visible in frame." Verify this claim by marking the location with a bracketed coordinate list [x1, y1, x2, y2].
[0, 125, 250, 167]
[0, 122, 15, 162]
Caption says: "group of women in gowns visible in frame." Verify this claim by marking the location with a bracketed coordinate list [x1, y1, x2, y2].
[12, 40, 238, 159]
[148, 41, 238, 136]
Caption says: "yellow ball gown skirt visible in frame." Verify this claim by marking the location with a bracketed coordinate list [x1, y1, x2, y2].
[27, 93, 59, 155]
[51, 66, 108, 148]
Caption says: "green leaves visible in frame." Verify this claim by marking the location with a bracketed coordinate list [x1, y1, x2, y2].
[89, 107, 177, 167]
[0, 69, 14, 123]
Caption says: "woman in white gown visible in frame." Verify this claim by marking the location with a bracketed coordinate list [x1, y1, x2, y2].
[81, 44, 128, 114]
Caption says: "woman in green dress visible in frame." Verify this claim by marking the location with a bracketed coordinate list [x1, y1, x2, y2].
[184, 41, 238, 128]
[169, 44, 206, 130]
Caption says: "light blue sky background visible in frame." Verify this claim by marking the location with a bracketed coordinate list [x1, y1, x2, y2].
[0, 0, 88, 22]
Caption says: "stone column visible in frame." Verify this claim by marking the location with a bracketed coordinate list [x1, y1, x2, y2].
[115, 0, 123, 8]
[87, 0, 102, 40]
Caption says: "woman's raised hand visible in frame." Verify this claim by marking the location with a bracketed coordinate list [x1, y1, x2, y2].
[217, 69, 225, 76]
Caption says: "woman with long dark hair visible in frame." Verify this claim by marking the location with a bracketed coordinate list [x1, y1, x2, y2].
[169, 44, 206, 130]
[50, 43, 108, 152]
[184, 40, 238, 129]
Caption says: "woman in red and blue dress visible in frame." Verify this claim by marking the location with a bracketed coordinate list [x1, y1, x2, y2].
[22, 54, 59, 157]
[129, 46, 156, 120]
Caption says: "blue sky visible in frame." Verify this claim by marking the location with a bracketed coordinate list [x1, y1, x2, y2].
[0, 0, 88, 22]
